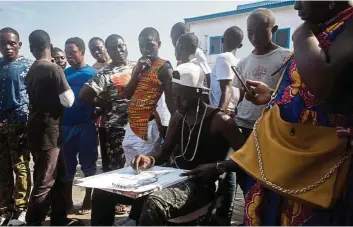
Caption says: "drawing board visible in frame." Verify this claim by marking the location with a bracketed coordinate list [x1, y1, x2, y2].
[75, 166, 189, 198]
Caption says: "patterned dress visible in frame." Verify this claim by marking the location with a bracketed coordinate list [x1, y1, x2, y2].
[241, 7, 353, 226]
[85, 62, 134, 171]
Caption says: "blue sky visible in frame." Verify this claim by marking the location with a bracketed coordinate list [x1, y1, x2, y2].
[0, 1, 248, 66]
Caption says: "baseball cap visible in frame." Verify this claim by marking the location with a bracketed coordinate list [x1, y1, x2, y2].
[172, 61, 210, 92]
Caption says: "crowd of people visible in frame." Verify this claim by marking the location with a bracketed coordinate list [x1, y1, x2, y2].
[0, 1, 353, 226]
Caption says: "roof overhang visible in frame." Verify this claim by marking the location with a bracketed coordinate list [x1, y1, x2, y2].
[184, 0, 295, 24]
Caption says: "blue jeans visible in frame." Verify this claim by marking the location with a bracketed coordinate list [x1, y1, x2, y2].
[61, 122, 98, 181]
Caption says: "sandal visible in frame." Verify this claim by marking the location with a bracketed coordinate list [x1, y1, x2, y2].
[115, 204, 131, 215]
[66, 218, 85, 226]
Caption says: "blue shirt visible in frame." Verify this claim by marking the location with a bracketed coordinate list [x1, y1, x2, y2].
[63, 65, 97, 125]
[0, 56, 33, 123]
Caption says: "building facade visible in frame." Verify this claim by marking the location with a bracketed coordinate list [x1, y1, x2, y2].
[185, 0, 301, 67]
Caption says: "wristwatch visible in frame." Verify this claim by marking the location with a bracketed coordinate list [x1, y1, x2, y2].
[216, 162, 226, 175]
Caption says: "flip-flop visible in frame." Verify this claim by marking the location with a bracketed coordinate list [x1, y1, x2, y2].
[66, 218, 85, 226]
[76, 209, 91, 215]
[115, 205, 130, 215]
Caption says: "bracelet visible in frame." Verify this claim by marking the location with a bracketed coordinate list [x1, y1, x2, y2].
[148, 156, 156, 167]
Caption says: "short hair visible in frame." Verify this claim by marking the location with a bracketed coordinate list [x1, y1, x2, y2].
[171, 22, 189, 36]
[139, 27, 160, 42]
[105, 34, 124, 46]
[89, 37, 104, 47]
[0, 27, 20, 40]
[52, 47, 64, 55]
[65, 37, 85, 52]
[29, 30, 51, 51]
[224, 26, 244, 46]
[178, 33, 199, 54]
[248, 8, 276, 27]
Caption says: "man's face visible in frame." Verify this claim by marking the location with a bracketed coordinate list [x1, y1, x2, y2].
[65, 43, 84, 67]
[106, 37, 128, 63]
[52, 51, 67, 69]
[0, 32, 21, 61]
[247, 16, 273, 50]
[294, 1, 331, 24]
[89, 40, 108, 63]
[139, 36, 159, 58]
[172, 83, 198, 114]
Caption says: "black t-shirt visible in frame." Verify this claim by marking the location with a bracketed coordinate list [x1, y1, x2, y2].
[26, 60, 70, 151]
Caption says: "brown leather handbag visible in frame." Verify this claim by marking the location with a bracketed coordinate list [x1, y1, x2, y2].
[231, 105, 352, 208]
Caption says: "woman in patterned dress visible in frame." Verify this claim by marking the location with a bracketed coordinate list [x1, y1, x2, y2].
[185, 1, 353, 225]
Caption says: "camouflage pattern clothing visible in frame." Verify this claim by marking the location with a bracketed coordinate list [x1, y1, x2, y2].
[85, 62, 134, 171]
[138, 180, 216, 225]
[0, 123, 30, 213]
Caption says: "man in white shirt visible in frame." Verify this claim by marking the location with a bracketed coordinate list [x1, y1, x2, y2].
[170, 22, 211, 86]
[210, 26, 243, 118]
[171, 22, 211, 107]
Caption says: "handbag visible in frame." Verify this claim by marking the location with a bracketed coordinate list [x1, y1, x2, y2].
[231, 104, 352, 208]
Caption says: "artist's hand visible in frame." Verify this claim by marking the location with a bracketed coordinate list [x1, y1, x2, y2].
[180, 163, 219, 182]
[133, 56, 152, 76]
[245, 80, 272, 106]
[132, 155, 153, 172]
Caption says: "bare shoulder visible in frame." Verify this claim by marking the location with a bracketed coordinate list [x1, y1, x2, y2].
[158, 61, 173, 79]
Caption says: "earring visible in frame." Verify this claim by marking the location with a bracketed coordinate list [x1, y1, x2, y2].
[329, 1, 335, 9]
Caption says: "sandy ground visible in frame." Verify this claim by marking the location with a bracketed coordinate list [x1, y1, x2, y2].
[29, 151, 244, 226]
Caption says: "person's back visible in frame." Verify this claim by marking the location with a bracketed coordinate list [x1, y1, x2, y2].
[210, 52, 241, 112]
[63, 65, 96, 125]
[27, 60, 69, 149]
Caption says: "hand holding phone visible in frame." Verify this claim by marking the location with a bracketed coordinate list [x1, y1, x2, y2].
[244, 80, 273, 105]
[231, 66, 255, 97]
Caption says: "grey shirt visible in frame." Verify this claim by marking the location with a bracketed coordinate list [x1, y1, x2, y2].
[233, 47, 290, 129]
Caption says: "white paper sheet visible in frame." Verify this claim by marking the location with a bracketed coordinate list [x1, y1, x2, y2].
[75, 166, 189, 194]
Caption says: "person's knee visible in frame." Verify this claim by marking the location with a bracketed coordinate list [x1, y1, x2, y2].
[139, 196, 167, 225]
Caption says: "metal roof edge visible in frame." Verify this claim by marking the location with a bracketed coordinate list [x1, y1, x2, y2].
[184, 1, 295, 24]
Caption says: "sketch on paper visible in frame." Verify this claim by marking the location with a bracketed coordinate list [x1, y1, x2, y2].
[75, 166, 189, 196]
[111, 170, 171, 190]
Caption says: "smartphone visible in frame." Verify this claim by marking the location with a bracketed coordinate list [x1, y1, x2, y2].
[231, 66, 254, 97]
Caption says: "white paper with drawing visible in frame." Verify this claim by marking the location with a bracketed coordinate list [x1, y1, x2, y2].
[75, 166, 189, 197]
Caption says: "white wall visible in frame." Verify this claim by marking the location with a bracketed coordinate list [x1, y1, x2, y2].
[188, 6, 302, 68]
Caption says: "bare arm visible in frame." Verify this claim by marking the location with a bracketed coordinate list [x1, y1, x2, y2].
[218, 79, 232, 111]
[79, 85, 110, 109]
[158, 62, 176, 114]
[293, 21, 353, 101]
[213, 111, 245, 151]
[205, 73, 211, 88]
[151, 113, 181, 165]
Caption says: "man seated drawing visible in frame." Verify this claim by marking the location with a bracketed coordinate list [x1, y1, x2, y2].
[129, 33, 245, 225]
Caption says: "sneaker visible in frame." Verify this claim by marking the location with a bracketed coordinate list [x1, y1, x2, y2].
[7, 210, 26, 226]
[0, 212, 12, 226]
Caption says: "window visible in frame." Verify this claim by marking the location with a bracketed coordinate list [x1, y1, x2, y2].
[272, 28, 290, 48]
[209, 36, 223, 55]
